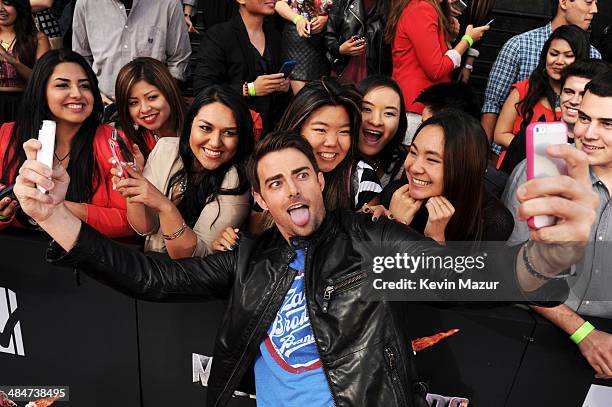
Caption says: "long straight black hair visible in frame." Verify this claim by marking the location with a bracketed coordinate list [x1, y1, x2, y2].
[167, 85, 253, 228]
[1, 49, 104, 203]
[3, 0, 38, 68]
[412, 109, 489, 242]
[518, 24, 589, 134]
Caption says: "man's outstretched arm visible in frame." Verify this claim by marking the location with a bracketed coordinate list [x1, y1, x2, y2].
[13, 139, 235, 302]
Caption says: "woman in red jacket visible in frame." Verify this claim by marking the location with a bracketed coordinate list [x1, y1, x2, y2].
[0, 49, 133, 238]
[385, 0, 489, 145]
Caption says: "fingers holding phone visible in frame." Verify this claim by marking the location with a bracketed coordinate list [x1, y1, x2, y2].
[0, 184, 19, 219]
[253, 73, 286, 96]
[339, 35, 366, 56]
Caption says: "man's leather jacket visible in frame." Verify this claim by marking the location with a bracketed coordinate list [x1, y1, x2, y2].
[48, 210, 526, 407]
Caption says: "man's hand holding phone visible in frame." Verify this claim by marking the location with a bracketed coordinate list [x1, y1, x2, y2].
[339, 35, 366, 56]
[515, 144, 599, 287]
[253, 73, 287, 96]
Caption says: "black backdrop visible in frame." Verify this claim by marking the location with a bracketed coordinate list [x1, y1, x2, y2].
[1, 230, 610, 406]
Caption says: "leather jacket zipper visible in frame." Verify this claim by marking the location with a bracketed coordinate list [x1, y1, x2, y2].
[385, 346, 408, 406]
[321, 271, 368, 313]
[214, 261, 295, 406]
[303, 247, 339, 407]
[348, 7, 364, 27]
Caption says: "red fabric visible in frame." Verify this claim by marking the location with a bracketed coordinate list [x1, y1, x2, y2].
[510, 79, 558, 134]
[0, 122, 134, 237]
[496, 80, 559, 168]
[391, 0, 454, 114]
[250, 109, 263, 143]
[141, 129, 159, 153]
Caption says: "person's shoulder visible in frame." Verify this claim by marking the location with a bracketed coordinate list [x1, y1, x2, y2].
[405, 0, 436, 17]
[220, 165, 242, 189]
[512, 79, 530, 92]
[148, 137, 179, 164]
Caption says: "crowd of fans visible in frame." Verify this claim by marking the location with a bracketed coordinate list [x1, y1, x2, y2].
[1, 0, 612, 390]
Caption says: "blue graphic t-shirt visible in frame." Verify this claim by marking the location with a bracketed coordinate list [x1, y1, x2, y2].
[254, 249, 334, 406]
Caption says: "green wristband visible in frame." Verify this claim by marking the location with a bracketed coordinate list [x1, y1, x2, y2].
[292, 15, 304, 25]
[461, 34, 474, 47]
[570, 321, 595, 345]
[0, 214, 10, 222]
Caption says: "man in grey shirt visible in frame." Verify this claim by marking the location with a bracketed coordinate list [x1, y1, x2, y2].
[502, 71, 612, 379]
[72, 0, 191, 102]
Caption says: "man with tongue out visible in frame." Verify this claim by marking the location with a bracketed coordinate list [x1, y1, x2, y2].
[14, 130, 599, 406]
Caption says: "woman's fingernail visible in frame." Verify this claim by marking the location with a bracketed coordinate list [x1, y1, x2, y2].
[389, 214, 394, 220]
[517, 186, 526, 199]
[363, 207, 371, 213]
[372, 216, 378, 222]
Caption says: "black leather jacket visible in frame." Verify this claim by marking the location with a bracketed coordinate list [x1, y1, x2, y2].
[49, 211, 529, 407]
[324, 0, 392, 76]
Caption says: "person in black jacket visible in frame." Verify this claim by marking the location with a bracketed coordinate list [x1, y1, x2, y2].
[193, 0, 290, 132]
[14, 131, 598, 406]
[324, 0, 392, 80]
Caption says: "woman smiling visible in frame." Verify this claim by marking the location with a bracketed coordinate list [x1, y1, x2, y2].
[114, 57, 186, 160]
[113, 85, 253, 258]
[0, 49, 132, 237]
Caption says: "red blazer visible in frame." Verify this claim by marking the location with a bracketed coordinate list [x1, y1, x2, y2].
[391, 0, 454, 114]
[0, 122, 134, 238]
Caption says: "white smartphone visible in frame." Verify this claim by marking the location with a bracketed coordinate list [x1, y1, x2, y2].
[486, 18, 495, 26]
[36, 120, 56, 194]
[526, 122, 569, 229]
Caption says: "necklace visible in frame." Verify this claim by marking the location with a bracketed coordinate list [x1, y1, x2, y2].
[54, 151, 70, 163]
[0, 37, 15, 52]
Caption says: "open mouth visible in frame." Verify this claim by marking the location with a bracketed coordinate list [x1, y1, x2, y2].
[318, 152, 338, 161]
[203, 147, 224, 159]
[65, 103, 85, 113]
[410, 176, 432, 187]
[287, 203, 310, 226]
[141, 113, 159, 125]
[362, 129, 383, 145]
[582, 143, 604, 151]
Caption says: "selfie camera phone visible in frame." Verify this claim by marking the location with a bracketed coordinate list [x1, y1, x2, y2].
[526, 122, 568, 229]
[109, 129, 136, 178]
[279, 60, 298, 78]
[0, 185, 15, 201]
[36, 120, 56, 194]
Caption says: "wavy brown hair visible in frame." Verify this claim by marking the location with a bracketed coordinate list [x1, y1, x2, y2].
[115, 57, 186, 159]
[385, 0, 452, 44]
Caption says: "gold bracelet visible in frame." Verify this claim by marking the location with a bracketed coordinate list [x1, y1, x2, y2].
[162, 222, 187, 241]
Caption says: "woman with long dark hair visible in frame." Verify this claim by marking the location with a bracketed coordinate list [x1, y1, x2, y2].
[381, 109, 513, 244]
[494, 24, 589, 168]
[356, 74, 407, 189]
[0, 0, 50, 124]
[277, 77, 379, 211]
[113, 85, 253, 259]
[114, 57, 186, 160]
[0, 48, 132, 237]
[386, 0, 489, 144]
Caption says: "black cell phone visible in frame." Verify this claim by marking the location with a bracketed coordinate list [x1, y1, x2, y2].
[0, 185, 16, 201]
[279, 60, 298, 78]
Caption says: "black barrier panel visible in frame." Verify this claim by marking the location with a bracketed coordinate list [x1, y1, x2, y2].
[137, 300, 255, 406]
[507, 313, 612, 406]
[0, 230, 141, 406]
[407, 304, 535, 405]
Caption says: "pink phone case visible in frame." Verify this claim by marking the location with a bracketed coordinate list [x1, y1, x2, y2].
[526, 121, 568, 229]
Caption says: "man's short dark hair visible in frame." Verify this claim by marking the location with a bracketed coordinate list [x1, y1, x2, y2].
[584, 71, 612, 98]
[247, 130, 320, 194]
[560, 58, 612, 89]
[414, 82, 481, 119]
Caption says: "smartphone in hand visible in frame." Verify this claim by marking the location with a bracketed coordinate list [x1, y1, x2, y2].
[279, 60, 298, 78]
[526, 122, 569, 229]
[0, 185, 16, 201]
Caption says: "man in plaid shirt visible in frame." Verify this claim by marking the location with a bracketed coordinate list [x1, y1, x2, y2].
[481, 0, 601, 154]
